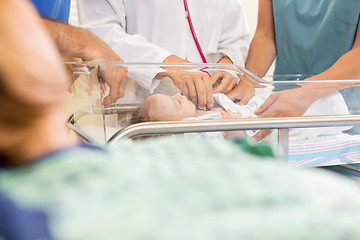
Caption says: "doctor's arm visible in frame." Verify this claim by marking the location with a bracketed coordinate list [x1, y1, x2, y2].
[227, 0, 276, 104]
[253, 17, 360, 140]
[157, 2, 251, 108]
[42, 19, 127, 106]
[77, 0, 213, 109]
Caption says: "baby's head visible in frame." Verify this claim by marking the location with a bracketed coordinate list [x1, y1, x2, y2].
[131, 93, 196, 124]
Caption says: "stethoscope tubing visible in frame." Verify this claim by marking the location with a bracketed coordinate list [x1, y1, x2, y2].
[183, 0, 208, 63]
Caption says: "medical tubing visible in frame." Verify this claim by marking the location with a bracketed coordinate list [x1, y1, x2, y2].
[183, 0, 208, 63]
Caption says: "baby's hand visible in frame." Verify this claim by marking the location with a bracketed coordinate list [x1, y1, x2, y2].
[221, 110, 243, 119]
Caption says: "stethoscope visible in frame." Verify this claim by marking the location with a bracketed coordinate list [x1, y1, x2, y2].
[183, 0, 208, 63]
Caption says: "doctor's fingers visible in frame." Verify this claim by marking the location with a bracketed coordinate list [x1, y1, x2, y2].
[204, 74, 214, 109]
[100, 65, 128, 106]
[186, 79, 197, 107]
[170, 75, 190, 100]
[193, 74, 213, 109]
[212, 72, 237, 94]
[178, 72, 211, 108]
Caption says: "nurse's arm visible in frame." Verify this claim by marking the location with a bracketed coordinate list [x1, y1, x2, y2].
[245, 0, 277, 78]
[253, 18, 360, 139]
[227, 0, 276, 103]
[298, 17, 360, 96]
[307, 16, 360, 82]
[42, 19, 128, 106]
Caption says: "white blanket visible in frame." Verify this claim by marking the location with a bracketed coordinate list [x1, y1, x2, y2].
[187, 88, 351, 142]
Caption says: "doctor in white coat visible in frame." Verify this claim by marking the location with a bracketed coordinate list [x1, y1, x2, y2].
[77, 0, 250, 109]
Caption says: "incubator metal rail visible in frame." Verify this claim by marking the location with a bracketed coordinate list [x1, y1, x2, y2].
[67, 62, 360, 167]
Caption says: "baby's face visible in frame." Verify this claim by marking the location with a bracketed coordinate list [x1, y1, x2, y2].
[146, 93, 196, 121]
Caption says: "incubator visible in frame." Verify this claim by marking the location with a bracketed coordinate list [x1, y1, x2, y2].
[67, 62, 360, 168]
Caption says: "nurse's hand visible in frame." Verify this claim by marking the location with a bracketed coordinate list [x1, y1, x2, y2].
[253, 88, 322, 140]
[211, 71, 238, 94]
[226, 76, 257, 105]
[167, 70, 214, 109]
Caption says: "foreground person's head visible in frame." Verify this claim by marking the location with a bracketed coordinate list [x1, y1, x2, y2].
[0, 0, 70, 165]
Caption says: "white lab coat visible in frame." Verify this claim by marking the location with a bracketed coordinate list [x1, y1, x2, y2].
[77, 0, 250, 103]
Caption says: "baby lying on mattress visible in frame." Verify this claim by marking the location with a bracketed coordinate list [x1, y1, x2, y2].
[131, 87, 351, 142]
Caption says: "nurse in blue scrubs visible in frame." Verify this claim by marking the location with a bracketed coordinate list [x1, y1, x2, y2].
[228, 0, 360, 177]
[31, 0, 71, 22]
[228, 0, 360, 137]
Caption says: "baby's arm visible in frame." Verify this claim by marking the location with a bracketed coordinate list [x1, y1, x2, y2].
[220, 110, 254, 139]
[221, 110, 245, 119]
[221, 111, 246, 139]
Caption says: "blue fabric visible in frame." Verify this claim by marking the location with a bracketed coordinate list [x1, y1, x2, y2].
[0, 143, 106, 169]
[31, 0, 71, 22]
[272, 0, 360, 75]
[324, 164, 360, 179]
[288, 137, 360, 167]
[0, 193, 52, 240]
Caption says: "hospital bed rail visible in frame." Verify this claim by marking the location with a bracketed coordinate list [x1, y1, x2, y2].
[68, 111, 360, 161]
[109, 115, 360, 141]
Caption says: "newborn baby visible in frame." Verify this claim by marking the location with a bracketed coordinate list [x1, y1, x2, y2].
[131, 88, 351, 142]
[131, 92, 262, 123]
[130, 89, 272, 140]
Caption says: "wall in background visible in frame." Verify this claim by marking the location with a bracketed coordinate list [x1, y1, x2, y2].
[241, 0, 258, 36]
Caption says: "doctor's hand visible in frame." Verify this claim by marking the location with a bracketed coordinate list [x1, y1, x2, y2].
[43, 19, 128, 106]
[226, 75, 257, 105]
[160, 54, 214, 109]
[212, 56, 240, 94]
[211, 71, 238, 94]
[253, 88, 323, 140]
[88, 51, 128, 106]
[166, 70, 214, 109]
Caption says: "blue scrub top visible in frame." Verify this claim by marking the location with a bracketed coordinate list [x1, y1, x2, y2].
[273, 0, 360, 75]
[31, 0, 71, 23]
